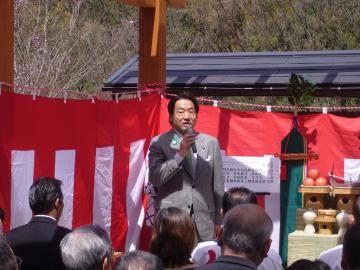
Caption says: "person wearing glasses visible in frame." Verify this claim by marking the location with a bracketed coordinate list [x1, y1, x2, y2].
[6, 177, 71, 270]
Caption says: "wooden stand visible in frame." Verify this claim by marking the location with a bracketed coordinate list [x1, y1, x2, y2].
[299, 186, 329, 210]
[331, 187, 360, 213]
[316, 209, 336, 235]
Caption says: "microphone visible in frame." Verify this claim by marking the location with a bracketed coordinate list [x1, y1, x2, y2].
[186, 125, 197, 154]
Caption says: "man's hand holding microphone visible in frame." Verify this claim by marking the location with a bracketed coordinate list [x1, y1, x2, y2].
[179, 125, 197, 157]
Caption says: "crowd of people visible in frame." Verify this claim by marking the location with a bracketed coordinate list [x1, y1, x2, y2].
[1, 176, 360, 270]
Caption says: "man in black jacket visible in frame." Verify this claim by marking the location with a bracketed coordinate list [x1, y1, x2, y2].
[6, 177, 71, 270]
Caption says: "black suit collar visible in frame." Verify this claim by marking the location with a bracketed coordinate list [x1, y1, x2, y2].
[30, 215, 58, 224]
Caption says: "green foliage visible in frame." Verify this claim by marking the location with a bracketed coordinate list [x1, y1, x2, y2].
[287, 73, 316, 107]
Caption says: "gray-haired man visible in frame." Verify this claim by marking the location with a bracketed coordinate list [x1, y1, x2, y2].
[60, 225, 112, 270]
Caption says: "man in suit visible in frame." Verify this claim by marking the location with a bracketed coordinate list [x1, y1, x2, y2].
[197, 204, 273, 270]
[148, 92, 224, 241]
[6, 177, 71, 270]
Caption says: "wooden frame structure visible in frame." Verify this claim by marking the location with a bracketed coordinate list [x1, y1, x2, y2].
[116, 0, 186, 84]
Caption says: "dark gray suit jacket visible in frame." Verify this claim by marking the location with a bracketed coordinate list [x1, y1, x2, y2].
[148, 130, 224, 241]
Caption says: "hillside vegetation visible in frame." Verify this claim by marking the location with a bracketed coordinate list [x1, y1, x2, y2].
[14, 0, 360, 107]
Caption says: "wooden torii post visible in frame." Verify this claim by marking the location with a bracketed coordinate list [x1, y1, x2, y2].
[0, 0, 14, 91]
[116, 0, 186, 85]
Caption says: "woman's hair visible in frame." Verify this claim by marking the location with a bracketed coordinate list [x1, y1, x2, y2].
[287, 259, 331, 270]
[150, 207, 197, 268]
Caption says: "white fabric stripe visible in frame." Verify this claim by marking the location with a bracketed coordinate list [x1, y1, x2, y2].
[93, 147, 114, 233]
[265, 193, 281, 253]
[344, 159, 360, 181]
[10, 150, 34, 229]
[55, 150, 75, 229]
[125, 139, 146, 251]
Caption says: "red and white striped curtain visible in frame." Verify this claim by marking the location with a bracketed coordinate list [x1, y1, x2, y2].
[1, 91, 360, 251]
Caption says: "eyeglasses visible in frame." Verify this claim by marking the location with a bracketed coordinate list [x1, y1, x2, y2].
[15, 256, 22, 268]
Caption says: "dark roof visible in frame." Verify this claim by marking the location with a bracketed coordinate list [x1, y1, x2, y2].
[103, 50, 360, 97]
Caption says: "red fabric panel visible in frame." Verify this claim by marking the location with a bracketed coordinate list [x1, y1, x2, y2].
[256, 194, 265, 209]
[110, 144, 129, 251]
[72, 148, 95, 227]
[0, 147, 11, 231]
[33, 148, 55, 179]
[9, 94, 95, 149]
[0, 91, 13, 231]
[96, 95, 161, 250]
[299, 114, 360, 179]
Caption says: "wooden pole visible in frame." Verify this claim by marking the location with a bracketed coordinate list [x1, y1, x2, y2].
[0, 0, 14, 91]
[138, 1, 167, 84]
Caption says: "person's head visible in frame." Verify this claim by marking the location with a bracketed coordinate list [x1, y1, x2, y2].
[222, 187, 258, 215]
[222, 204, 273, 266]
[150, 207, 197, 268]
[287, 259, 331, 270]
[167, 92, 199, 135]
[116, 251, 163, 270]
[0, 208, 4, 237]
[0, 238, 18, 270]
[29, 177, 64, 220]
[342, 224, 360, 270]
[60, 224, 112, 270]
[352, 196, 360, 224]
[0, 208, 4, 222]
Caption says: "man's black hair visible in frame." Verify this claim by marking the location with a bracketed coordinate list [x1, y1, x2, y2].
[222, 187, 258, 215]
[29, 177, 63, 215]
[0, 208, 4, 221]
[167, 92, 199, 116]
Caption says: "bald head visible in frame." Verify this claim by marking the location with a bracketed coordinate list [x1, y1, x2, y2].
[222, 204, 273, 260]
